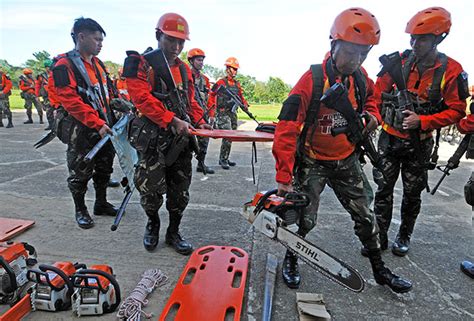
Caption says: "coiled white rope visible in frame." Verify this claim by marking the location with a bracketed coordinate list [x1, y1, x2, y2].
[117, 269, 168, 320]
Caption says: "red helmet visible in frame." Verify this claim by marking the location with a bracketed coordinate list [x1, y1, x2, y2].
[187, 48, 205, 60]
[224, 57, 240, 69]
[23, 68, 33, 75]
[156, 13, 190, 40]
[405, 7, 451, 36]
[330, 8, 381, 45]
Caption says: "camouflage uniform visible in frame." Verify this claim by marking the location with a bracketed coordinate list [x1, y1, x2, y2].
[193, 73, 210, 163]
[37, 71, 55, 128]
[20, 75, 43, 122]
[216, 79, 239, 162]
[0, 96, 12, 122]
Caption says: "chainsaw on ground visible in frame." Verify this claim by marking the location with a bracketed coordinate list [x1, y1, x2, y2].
[243, 189, 365, 292]
[71, 264, 121, 317]
[0, 241, 37, 304]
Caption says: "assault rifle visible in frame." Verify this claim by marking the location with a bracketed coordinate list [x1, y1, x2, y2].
[214, 85, 260, 124]
[430, 133, 472, 195]
[143, 48, 206, 173]
[378, 52, 425, 166]
[320, 82, 384, 173]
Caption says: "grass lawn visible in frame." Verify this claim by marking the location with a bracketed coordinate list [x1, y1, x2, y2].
[238, 103, 280, 122]
[10, 89, 25, 109]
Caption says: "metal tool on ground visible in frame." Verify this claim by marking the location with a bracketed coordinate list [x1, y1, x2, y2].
[116, 269, 168, 320]
[27, 261, 78, 311]
[431, 134, 472, 195]
[0, 242, 37, 304]
[71, 264, 121, 317]
[159, 246, 248, 321]
[243, 190, 365, 292]
[262, 253, 278, 321]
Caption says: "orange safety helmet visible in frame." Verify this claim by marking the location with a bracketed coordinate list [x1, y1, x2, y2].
[330, 8, 381, 45]
[156, 13, 190, 40]
[224, 57, 240, 69]
[187, 48, 205, 60]
[405, 7, 451, 36]
[23, 68, 33, 75]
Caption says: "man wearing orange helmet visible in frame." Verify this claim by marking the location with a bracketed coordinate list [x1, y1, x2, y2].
[0, 69, 13, 128]
[187, 48, 215, 174]
[124, 13, 211, 254]
[19, 68, 43, 124]
[35, 59, 55, 130]
[373, 7, 468, 258]
[115, 68, 130, 101]
[208, 57, 249, 169]
[273, 8, 412, 293]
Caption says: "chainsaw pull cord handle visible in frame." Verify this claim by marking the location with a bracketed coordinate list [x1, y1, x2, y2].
[72, 269, 122, 313]
[0, 256, 18, 294]
[38, 264, 75, 298]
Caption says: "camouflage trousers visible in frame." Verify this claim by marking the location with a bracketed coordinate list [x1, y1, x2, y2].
[373, 130, 434, 239]
[134, 146, 192, 220]
[296, 153, 381, 250]
[40, 97, 55, 126]
[0, 97, 12, 119]
[217, 111, 237, 161]
[66, 122, 115, 197]
[196, 136, 210, 163]
[22, 92, 43, 119]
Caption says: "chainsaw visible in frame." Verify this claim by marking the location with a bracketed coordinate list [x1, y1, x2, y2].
[243, 189, 365, 292]
[27, 261, 81, 311]
[0, 241, 37, 304]
[71, 264, 121, 316]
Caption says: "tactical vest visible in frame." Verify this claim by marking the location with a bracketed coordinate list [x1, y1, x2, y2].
[20, 75, 35, 90]
[194, 72, 209, 105]
[382, 50, 448, 130]
[37, 71, 49, 98]
[217, 78, 240, 112]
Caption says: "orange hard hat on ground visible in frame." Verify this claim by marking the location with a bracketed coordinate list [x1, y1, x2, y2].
[156, 13, 190, 40]
[405, 7, 451, 36]
[187, 48, 206, 60]
[225, 57, 240, 69]
[330, 8, 381, 45]
[23, 68, 33, 75]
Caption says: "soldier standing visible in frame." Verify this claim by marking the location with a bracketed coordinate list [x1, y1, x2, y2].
[187, 48, 215, 174]
[19, 68, 43, 124]
[53, 17, 118, 229]
[124, 13, 212, 254]
[208, 57, 250, 170]
[372, 7, 468, 257]
[272, 8, 412, 293]
[0, 69, 13, 128]
[36, 59, 55, 130]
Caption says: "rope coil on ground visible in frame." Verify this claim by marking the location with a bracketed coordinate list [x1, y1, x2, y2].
[117, 268, 168, 320]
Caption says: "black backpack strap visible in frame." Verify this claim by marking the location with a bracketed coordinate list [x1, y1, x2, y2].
[353, 69, 367, 113]
[428, 53, 448, 105]
[297, 64, 324, 156]
[402, 50, 415, 83]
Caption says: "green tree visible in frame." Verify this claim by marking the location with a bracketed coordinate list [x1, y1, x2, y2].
[202, 65, 224, 82]
[103, 61, 122, 79]
[0, 59, 22, 86]
[24, 51, 51, 75]
[253, 81, 269, 104]
[236, 73, 256, 102]
[266, 77, 290, 103]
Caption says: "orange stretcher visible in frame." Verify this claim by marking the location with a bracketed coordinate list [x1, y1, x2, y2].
[0, 218, 35, 242]
[159, 246, 249, 321]
[0, 294, 32, 321]
[191, 129, 274, 142]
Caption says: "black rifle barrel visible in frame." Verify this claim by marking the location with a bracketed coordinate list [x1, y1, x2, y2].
[111, 188, 134, 231]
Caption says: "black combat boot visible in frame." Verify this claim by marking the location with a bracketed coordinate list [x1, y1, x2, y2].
[196, 163, 215, 174]
[368, 249, 412, 293]
[227, 160, 236, 166]
[6, 116, 13, 128]
[73, 193, 94, 229]
[460, 261, 474, 279]
[143, 211, 160, 251]
[93, 181, 118, 216]
[392, 233, 410, 256]
[39, 114, 44, 124]
[23, 115, 33, 124]
[219, 159, 230, 170]
[165, 214, 193, 255]
[282, 250, 301, 289]
[107, 179, 121, 188]
[0, 120, 3, 127]
[361, 231, 388, 257]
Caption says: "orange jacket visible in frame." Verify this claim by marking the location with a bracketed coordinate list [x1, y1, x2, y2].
[207, 76, 248, 118]
[19, 75, 35, 94]
[54, 55, 111, 131]
[375, 53, 466, 139]
[35, 72, 49, 97]
[125, 53, 205, 128]
[47, 69, 61, 108]
[272, 55, 380, 185]
[0, 73, 12, 95]
[115, 78, 130, 101]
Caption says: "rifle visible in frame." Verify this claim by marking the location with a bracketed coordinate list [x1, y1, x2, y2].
[378, 52, 425, 166]
[143, 49, 206, 173]
[215, 85, 260, 124]
[320, 82, 384, 173]
[111, 178, 134, 231]
[430, 134, 472, 195]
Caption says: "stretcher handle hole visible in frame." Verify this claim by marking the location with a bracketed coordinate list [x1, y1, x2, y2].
[183, 267, 196, 285]
[224, 306, 236, 321]
[229, 257, 235, 263]
[203, 256, 209, 262]
[164, 302, 181, 321]
[228, 266, 233, 272]
[198, 247, 215, 255]
[231, 271, 242, 288]
[231, 249, 244, 258]
[200, 264, 206, 270]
